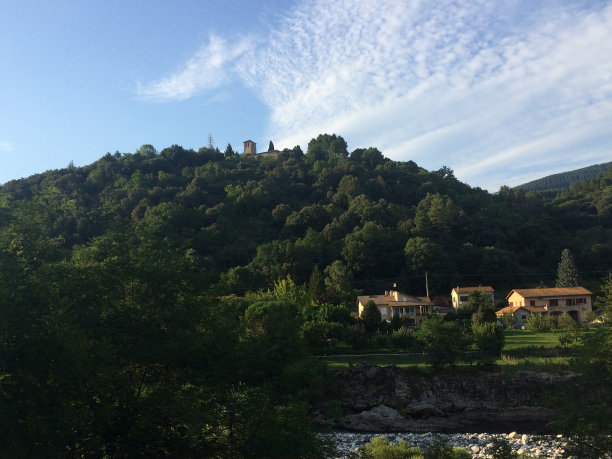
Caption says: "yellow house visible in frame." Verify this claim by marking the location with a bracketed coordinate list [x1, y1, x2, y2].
[357, 290, 433, 326]
[451, 286, 495, 309]
[505, 287, 593, 321]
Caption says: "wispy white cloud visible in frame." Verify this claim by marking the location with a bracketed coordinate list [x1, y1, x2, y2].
[137, 34, 253, 101]
[141, 0, 612, 190]
[252, 0, 612, 190]
[0, 141, 14, 152]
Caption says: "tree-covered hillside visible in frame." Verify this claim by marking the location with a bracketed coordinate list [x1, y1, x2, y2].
[1, 133, 611, 455]
[516, 160, 612, 192]
[1, 134, 610, 299]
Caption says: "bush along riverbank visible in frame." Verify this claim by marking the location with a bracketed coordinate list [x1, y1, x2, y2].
[329, 431, 568, 458]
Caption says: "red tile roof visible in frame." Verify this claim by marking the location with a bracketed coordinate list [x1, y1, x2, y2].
[496, 305, 547, 315]
[357, 292, 433, 307]
[506, 287, 593, 299]
[452, 286, 494, 294]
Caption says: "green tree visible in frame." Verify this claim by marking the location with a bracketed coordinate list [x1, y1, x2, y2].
[416, 316, 467, 367]
[308, 265, 326, 303]
[549, 327, 612, 458]
[500, 313, 515, 329]
[391, 327, 415, 350]
[324, 260, 354, 305]
[555, 248, 579, 287]
[305, 133, 348, 162]
[390, 313, 403, 331]
[361, 300, 381, 336]
[596, 275, 612, 322]
[268, 140, 275, 151]
[242, 300, 305, 372]
[224, 143, 236, 157]
[558, 312, 578, 332]
[472, 322, 505, 365]
[525, 312, 550, 336]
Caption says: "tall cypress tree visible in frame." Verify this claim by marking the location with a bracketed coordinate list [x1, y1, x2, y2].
[556, 248, 579, 287]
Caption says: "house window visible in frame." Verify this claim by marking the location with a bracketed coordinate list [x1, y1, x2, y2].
[521, 315, 527, 320]
[549, 299, 558, 306]
[530, 300, 535, 306]
[509, 302, 513, 306]
[577, 298, 586, 304]
[566, 299, 576, 306]
[380, 307, 387, 315]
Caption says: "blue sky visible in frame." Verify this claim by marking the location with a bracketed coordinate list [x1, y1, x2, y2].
[1, 0, 611, 191]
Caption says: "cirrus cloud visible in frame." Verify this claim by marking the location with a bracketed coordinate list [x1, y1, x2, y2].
[140, 0, 612, 190]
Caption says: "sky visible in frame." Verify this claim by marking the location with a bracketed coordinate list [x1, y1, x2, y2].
[1, 0, 611, 191]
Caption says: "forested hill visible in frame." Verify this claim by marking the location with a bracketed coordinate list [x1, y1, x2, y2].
[1, 134, 611, 299]
[516, 160, 612, 192]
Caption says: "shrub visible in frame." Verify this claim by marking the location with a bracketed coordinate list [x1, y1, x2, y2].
[391, 327, 415, 350]
[390, 313, 403, 331]
[361, 300, 381, 336]
[472, 322, 505, 365]
[416, 316, 467, 367]
[558, 332, 573, 348]
[488, 437, 517, 458]
[423, 439, 471, 459]
[360, 436, 423, 458]
[372, 331, 390, 348]
[525, 312, 550, 336]
[499, 313, 514, 329]
[345, 325, 368, 350]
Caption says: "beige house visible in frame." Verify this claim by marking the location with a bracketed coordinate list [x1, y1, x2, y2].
[357, 290, 433, 326]
[451, 286, 495, 309]
[505, 287, 593, 321]
[495, 305, 547, 328]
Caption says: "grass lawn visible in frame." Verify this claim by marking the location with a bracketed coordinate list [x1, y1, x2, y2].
[503, 329, 570, 350]
[322, 354, 429, 370]
[322, 328, 587, 373]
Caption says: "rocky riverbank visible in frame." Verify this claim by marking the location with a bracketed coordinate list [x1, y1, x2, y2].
[329, 431, 568, 458]
[313, 362, 576, 434]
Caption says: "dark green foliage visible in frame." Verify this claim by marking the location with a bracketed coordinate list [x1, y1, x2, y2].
[549, 327, 612, 458]
[1, 133, 612, 454]
[423, 439, 472, 459]
[416, 316, 467, 367]
[1, 133, 610, 297]
[360, 436, 422, 458]
[488, 437, 518, 459]
[0, 217, 326, 456]
[361, 300, 381, 336]
[472, 322, 505, 364]
[360, 436, 471, 459]
[345, 325, 368, 350]
[516, 160, 612, 192]
[390, 312, 403, 331]
[391, 327, 415, 350]
[525, 312, 551, 336]
[555, 248, 579, 287]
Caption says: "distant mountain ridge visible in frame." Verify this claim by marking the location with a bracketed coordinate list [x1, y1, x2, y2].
[516, 161, 612, 192]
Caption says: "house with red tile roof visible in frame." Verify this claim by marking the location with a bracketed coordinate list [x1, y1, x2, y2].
[357, 290, 433, 326]
[503, 287, 593, 322]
